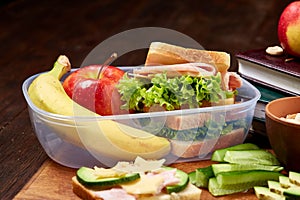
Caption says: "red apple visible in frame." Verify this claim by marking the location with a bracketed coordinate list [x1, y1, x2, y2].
[63, 65, 125, 116]
[278, 1, 300, 58]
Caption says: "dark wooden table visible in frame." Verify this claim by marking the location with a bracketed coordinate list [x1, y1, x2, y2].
[0, 0, 292, 199]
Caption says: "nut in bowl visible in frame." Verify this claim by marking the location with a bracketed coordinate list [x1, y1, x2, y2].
[265, 96, 300, 171]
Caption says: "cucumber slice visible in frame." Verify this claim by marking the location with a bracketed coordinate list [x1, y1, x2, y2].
[254, 186, 286, 200]
[283, 187, 300, 198]
[76, 167, 140, 187]
[268, 180, 286, 195]
[188, 171, 197, 185]
[279, 176, 294, 189]
[216, 170, 282, 189]
[289, 171, 300, 186]
[211, 143, 260, 162]
[195, 165, 214, 188]
[208, 177, 246, 196]
[223, 150, 280, 166]
[212, 163, 283, 175]
[163, 167, 189, 194]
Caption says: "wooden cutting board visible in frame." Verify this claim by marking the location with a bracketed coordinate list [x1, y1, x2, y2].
[14, 159, 258, 200]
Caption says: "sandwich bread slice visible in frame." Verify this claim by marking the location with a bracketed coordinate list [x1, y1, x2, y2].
[145, 42, 231, 73]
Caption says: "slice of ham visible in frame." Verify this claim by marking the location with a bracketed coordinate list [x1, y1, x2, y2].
[222, 72, 243, 91]
[147, 169, 180, 188]
[94, 188, 136, 200]
[133, 63, 216, 78]
[134, 63, 242, 92]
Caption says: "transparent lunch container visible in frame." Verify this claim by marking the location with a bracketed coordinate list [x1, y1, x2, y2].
[22, 67, 260, 168]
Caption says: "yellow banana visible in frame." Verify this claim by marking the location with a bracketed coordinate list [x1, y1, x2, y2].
[27, 55, 171, 162]
[28, 55, 73, 115]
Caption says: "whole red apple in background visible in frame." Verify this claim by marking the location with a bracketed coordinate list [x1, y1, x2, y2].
[278, 1, 300, 58]
[63, 65, 125, 116]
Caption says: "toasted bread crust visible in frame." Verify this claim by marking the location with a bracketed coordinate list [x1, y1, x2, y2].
[145, 42, 230, 73]
[171, 128, 245, 158]
[166, 113, 211, 130]
[72, 176, 103, 200]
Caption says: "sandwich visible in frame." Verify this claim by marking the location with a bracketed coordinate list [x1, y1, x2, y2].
[116, 42, 247, 158]
[145, 42, 243, 93]
[72, 157, 202, 200]
[117, 42, 242, 113]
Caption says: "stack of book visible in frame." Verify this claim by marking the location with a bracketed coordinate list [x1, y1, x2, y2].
[235, 48, 300, 135]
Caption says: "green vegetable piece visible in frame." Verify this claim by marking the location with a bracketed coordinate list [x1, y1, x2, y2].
[268, 180, 286, 195]
[284, 186, 300, 198]
[289, 171, 300, 186]
[164, 167, 189, 194]
[216, 170, 283, 189]
[212, 163, 283, 175]
[223, 150, 280, 166]
[188, 171, 197, 185]
[76, 167, 140, 187]
[208, 177, 247, 196]
[195, 165, 214, 188]
[211, 143, 260, 162]
[254, 186, 286, 200]
[279, 176, 295, 189]
[117, 72, 236, 112]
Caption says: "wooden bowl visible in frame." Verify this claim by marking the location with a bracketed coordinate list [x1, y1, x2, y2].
[265, 96, 300, 171]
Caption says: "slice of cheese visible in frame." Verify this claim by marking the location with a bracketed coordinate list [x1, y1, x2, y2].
[113, 156, 166, 173]
[93, 167, 126, 178]
[121, 174, 164, 195]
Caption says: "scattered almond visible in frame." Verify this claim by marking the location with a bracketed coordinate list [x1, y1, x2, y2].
[280, 113, 300, 125]
[266, 46, 284, 56]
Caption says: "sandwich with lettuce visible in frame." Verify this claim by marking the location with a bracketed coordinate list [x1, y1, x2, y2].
[116, 42, 248, 158]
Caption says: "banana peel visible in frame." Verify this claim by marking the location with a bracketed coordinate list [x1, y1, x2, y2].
[75, 120, 171, 161]
[27, 55, 171, 161]
[29, 56, 74, 116]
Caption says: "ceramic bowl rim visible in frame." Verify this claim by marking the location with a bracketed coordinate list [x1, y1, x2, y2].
[265, 96, 300, 128]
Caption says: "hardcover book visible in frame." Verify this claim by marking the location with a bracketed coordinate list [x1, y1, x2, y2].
[250, 81, 291, 135]
[236, 48, 300, 95]
[251, 81, 291, 121]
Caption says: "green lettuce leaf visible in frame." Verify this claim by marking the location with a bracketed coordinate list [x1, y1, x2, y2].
[152, 118, 249, 141]
[116, 72, 236, 112]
